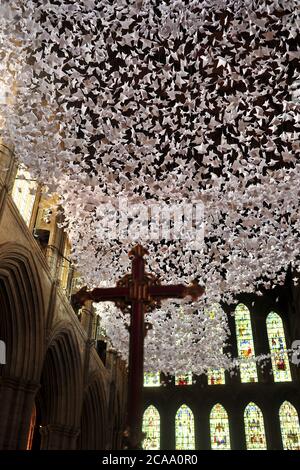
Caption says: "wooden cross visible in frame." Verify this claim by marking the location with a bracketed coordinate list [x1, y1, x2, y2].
[72, 244, 204, 449]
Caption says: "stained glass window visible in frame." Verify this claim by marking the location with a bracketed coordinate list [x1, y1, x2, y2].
[12, 167, 38, 227]
[210, 404, 231, 450]
[244, 402, 267, 450]
[235, 304, 258, 383]
[207, 369, 225, 385]
[144, 372, 160, 387]
[175, 405, 195, 450]
[175, 372, 193, 386]
[206, 305, 226, 385]
[266, 312, 291, 382]
[142, 405, 160, 450]
[279, 401, 300, 450]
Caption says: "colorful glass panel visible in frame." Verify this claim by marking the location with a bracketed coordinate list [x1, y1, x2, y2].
[244, 402, 267, 450]
[266, 312, 291, 382]
[175, 405, 195, 450]
[235, 304, 258, 383]
[175, 372, 193, 386]
[279, 401, 300, 450]
[142, 405, 160, 450]
[144, 372, 160, 387]
[210, 404, 230, 450]
[207, 369, 225, 385]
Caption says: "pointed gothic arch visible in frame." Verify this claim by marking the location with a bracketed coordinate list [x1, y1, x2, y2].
[210, 403, 231, 450]
[234, 304, 258, 383]
[0, 243, 45, 380]
[142, 405, 160, 450]
[244, 402, 267, 450]
[266, 312, 291, 382]
[37, 324, 83, 449]
[279, 401, 300, 450]
[0, 243, 45, 449]
[79, 373, 108, 449]
[175, 404, 195, 450]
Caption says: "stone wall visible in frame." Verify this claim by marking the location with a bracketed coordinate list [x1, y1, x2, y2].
[0, 144, 127, 450]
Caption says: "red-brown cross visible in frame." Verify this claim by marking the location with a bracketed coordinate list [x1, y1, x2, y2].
[72, 244, 204, 449]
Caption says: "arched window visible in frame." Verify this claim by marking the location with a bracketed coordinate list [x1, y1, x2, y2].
[206, 304, 226, 385]
[235, 304, 258, 383]
[142, 405, 160, 450]
[12, 166, 38, 227]
[175, 405, 195, 450]
[144, 372, 160, 387]
[175, 372, 193, 386]
[244, 402, 267, 450]
[266, 312, 291, 382]
[210, 404, 231, 450]
[279, 401, 300, 450]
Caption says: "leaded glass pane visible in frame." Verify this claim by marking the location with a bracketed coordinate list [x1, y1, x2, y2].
[207, 369, 225, 385]
[175, 405, 195, 450]
[210, 404, 231, 450]
[235, 304, 258, 383]
[266, 312, 291, 382]
[244, 402, 267, 450]
[142, 405, 160, 450]
[175, 372, 193, 386]
[279, 401, 300, 450]
[144, 372, 160, 387]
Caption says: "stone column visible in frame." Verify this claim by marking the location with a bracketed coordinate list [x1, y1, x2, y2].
[226, 311, 241, 385]
[80, 301, 95, 336]
[0, 142, 16, 191]
[254, 315, 273, 383]
[40, 424, 80, 450]
[0, 143, 16, 224]
[0, 376, 40, 449]
[264, 402, 283, 450]
[229, 407, 246, 450]
[197, 404, 210, 450]
[160, 405, 175, 450]
[107, 349, 122, 446]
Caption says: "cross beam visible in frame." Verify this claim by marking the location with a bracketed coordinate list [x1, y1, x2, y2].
[72, 244, 204, 449]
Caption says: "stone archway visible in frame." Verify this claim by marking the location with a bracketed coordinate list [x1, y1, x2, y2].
[79, 375, 108, 450]
[0, 243, 44, 449]
[37, 324, 83, 449]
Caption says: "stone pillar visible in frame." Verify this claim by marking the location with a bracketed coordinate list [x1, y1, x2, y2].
[107, 351, 118, 449]
[40, 424, 80, 450]
[226, 311, 241, 385]
[80, 301, 96, 390]
[0, 143, 16, 224]
[160, 406, 175, 450]
[254, 315, 273, 383]
[264, 403, 283, 450]
[80, 301, 95, 336]
[229, 407, 246, 450]
[0, 142, 16, 191]
[0, 376, 40, 449]
[197, 404, 210, 450]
